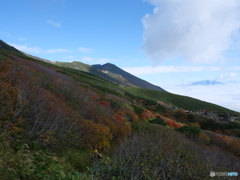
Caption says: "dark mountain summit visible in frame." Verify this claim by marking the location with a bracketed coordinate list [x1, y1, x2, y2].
[0, 40, 23, 54]
[93, 63, 167, 92]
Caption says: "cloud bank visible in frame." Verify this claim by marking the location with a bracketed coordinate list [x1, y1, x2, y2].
[142, 0, 240, 63]
[167, 83, 240, 112]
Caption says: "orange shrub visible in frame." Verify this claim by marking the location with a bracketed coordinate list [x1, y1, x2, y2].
[98, 100, 111, 107]
[166, 120, 182, 129]
[141, 110, 155, 120]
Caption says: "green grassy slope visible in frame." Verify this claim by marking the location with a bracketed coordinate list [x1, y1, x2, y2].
[55, 61, 123, 86]
[125, 87, 234, 112]
[55, 61, 91, 72]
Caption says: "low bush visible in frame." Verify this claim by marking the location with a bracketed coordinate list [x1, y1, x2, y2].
[176, 126, 201, 137]
[149, 117, 166, 126]
[89, 123, 240, 180]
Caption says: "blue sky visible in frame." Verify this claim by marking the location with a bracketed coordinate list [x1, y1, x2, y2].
[1, 0, 240, 112]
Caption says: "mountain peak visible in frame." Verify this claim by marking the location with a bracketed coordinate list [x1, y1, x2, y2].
[103, 63, 115, 66]
[92, 63, 167, 92]
[0, 40, 23, 54]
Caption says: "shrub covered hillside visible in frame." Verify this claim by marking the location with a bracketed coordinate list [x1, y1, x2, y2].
[0, 47, 240, 180]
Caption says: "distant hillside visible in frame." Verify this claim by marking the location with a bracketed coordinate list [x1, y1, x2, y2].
[0, 40, 23, 54]
[55, 61, 167, 91]
[55, 61, 123, 85]
[93, 63, 167, 92]
[23, 52, 55, 64]
[125, 87, 234, 112]
[190, 80, 224, 86]
[55, 61, 91, 72]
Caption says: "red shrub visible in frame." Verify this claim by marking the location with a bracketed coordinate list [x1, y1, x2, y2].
[98, 100, 110, 107]
[166, 120, 182, 129]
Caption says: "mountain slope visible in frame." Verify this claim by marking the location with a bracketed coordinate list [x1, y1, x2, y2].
[0, 40, 23, 54]
[0, 40, 234, 112]
[125, 87, 233, 112]
[1, 40, 240, 179]
[92, 63, 167, 92]
[55, 61, 167, 91]
[55, 61, 124, 85]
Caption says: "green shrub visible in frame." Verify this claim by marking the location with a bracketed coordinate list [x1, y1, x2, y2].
[149, 117, 166, 126]
[187, 114, 196, 122]
[176, 126, 201, 137]
[132, 105, 144, 115]
[89, 124, 239, 180]
[59, 148, 92, 172]
[155, 104, 166, 113]
[0, 142, 92, 180]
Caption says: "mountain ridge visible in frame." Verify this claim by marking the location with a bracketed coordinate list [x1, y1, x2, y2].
[55, 61, 167, 92]
[92, 63, 167, 92]
[0, 40, 24, 54]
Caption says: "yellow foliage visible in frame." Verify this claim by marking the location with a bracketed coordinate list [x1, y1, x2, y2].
[12, 126, 24, 132]
[198, 133, 211, 145]
[0, 82, 18, 120]
[189, 123, 200, 128]
[82, 120, 113, 150]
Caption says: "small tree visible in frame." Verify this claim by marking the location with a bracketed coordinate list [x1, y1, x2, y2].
[149, 117, 166, 126]
[176, 126, 201, 138]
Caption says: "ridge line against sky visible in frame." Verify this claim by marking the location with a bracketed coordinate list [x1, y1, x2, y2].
[1, 0, 240, 112]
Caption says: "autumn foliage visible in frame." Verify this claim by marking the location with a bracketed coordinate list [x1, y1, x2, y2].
[1, 45, 240, 180]
[165, 119, 182, 128]
[211, 134, 240, 157]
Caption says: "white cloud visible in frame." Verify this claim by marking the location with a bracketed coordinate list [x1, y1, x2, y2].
[47, 20, 61, 27]
[142, 0, 240, 64]
[78, 47, 94, 53]
[219, 72, 237, 79]
[166, 83, 240, 112]
[10, 43, 43, 53]
[45, 49, 70, 53]
[217, 72, 239, 82]
[123, 65, 221, 76]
